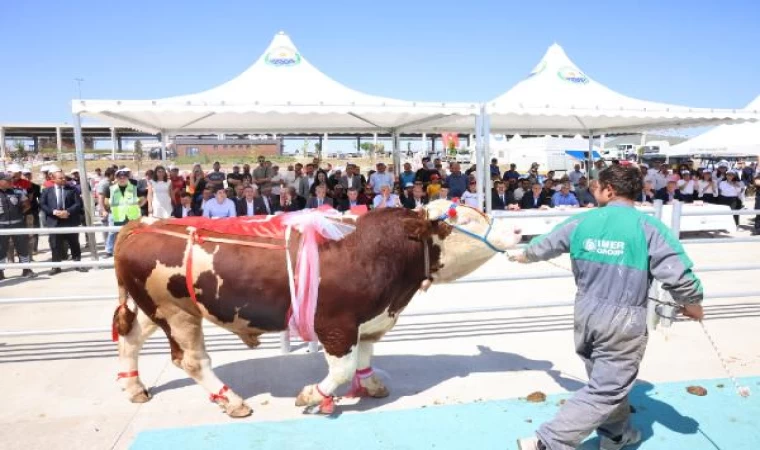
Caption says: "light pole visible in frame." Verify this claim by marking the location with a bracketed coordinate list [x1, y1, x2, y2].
[74, 78, 84, 99]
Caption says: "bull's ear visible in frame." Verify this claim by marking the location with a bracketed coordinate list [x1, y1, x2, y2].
[402, 209, 432, 241]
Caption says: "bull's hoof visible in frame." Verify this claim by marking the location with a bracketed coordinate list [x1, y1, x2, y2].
[129, 389, 152, 403]
[295, 384, 322, 407]
[225, 402, 253, 418]
[362, 374, 390, 398]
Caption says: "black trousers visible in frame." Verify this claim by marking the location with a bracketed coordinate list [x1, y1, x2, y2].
[0, 227, 31, 263]
[719, 195, 742, 225]
[51, 232, 81, 262]
[755, 195, 760, 232]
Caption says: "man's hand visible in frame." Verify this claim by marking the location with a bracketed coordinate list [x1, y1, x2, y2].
[680, 304, 704, 321]
[509, 252, 530, 264]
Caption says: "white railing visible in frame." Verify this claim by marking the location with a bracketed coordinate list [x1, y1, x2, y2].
[1, 200, 760, 350]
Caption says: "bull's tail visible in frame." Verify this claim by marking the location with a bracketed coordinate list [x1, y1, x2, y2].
[111, 220, 143, 342]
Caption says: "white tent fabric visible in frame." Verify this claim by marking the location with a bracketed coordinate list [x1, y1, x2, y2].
[478, 44, 757, 134]
[72, 32, 476, 135]
[666, 95, 760, 156]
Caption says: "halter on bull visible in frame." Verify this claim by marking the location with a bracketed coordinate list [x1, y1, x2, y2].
[112, 200, 522, 417]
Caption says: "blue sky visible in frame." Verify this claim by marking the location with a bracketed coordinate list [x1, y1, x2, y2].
[1, 0, 758, 138]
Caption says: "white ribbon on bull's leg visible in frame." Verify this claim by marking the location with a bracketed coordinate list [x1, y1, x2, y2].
[346, 341, 390, 398]
[297, 346, 359, 413]
[167, 310, 251, 417]
[117, 307, 159, 403]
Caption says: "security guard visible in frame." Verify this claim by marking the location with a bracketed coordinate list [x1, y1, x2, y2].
[105, 168, 143, 227]
[514, 164, 704, 450]
[0, 172, 36, 280]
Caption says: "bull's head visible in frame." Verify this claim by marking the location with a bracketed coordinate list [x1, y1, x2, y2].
[422, 199, 522, 282]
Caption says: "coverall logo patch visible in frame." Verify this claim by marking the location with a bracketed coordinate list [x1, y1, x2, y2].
[583, 238, 625, 256]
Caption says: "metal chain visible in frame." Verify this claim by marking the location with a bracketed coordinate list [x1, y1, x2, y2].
[699, 321, 751, 398]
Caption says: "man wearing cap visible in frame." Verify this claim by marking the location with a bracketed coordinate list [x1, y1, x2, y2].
[104, 169, 144, 257]
[0, 172, 37, 280]
[40, 170, 87, 274]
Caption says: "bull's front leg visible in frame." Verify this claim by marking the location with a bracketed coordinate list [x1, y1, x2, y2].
[295, 327, 358, 414]
[349, 341, 389, 398]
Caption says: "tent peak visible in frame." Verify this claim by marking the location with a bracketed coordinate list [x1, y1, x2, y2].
[747, 94, 760, 109]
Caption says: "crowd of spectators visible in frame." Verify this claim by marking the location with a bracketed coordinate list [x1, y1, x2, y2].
[2, 154, 759, 281]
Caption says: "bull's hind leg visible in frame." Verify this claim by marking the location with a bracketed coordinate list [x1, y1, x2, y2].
[165, 310, 252, 418]
[118, 308, 159, 403]
[352, 341, 389, 398]
[296, 328, 358, 413]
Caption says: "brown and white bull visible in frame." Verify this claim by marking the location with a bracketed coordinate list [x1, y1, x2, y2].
[112, 200, 521, 417]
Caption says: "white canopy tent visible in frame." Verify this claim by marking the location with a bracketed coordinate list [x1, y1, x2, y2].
[71, 31, 476, 136]
[666, 95, 760, 157]
[458, 43, 758, 211]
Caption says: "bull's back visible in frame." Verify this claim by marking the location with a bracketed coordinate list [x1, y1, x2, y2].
[115, 219, 291, 333]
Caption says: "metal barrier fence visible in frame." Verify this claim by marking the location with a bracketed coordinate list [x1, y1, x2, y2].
[2, 200, 760, 351]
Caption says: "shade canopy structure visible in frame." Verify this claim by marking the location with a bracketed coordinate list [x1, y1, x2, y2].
[71, 31, 477, 135]
[666, 95, 760, 157]
[478, 43, 757, 135]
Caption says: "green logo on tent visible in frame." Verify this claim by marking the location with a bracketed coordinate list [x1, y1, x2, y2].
[528, 60, 546, 78]
[265, 47, 302, 67]
[557, 66, 589, 84]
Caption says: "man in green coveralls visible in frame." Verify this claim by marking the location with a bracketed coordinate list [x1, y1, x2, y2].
[514, 164, 704, 450]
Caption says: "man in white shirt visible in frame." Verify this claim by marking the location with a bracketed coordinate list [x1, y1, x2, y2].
[369, 163, 394, 195]
[568, 164, 584, 186]
[203, 187, 236, 218]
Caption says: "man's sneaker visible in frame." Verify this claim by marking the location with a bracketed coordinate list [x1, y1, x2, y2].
[600, 428, 641, 450]
[0, 270, 5, 281]
[516, 436, 546, 450]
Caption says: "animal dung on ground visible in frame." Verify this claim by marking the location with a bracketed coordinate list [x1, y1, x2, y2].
[526, 391, 547, 403]
[686, 386, 707, 396]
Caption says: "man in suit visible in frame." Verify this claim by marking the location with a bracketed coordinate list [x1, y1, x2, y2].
[402, 185, 428, 210]
[236, 185, 259, 216]
[655, 178, 683, 205]
[280, 187, 305, 212]
[306, 184, 333, 209]
[519, 183, 550, 210]
[172, 192, 198, 218]
[339, 164, 363, 192]
[40, 170, 87, 275]
[491, 180, 517, 210]
[254, 186, 280, 215]
[336, 187, 367, 212]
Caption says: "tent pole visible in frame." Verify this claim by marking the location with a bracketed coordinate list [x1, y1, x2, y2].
[110, 127, 117, 161]
[160, 132, 168, 161]
[392, 132, 401, 178]
[483, 110, 492, 213]
[475, 107, 484, 209]
[587, 130, 594, 175]
[73, 113, 99, 261]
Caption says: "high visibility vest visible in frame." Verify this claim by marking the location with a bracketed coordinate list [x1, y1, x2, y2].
[110, 184, 141, 223]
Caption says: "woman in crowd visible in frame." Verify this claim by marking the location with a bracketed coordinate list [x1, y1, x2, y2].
[147, 165, 172, 219]
[309, 170, 330, 197]
[189, 165, 206, 210]
[719, 171, 745, 225]
[677, 171, 696, 203]
[697, 171, 718, 203]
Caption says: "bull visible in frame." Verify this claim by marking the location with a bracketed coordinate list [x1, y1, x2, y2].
[112, 200, 522, 417]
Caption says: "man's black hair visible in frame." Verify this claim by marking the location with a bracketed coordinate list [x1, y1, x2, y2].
[598, 164, 642, 201]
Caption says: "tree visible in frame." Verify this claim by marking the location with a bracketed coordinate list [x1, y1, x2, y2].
[314, 143, 322, 163]
[360, 142, 374, 158]
[302, 139, 310, 158]
[134, 140, 143, 171]
[13, 141, 27, 160]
